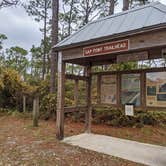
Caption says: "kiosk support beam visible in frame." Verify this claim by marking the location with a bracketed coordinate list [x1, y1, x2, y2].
[56, 51, 65, 140]
[85, 65, 92, 133]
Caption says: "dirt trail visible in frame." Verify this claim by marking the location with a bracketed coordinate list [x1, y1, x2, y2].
[0, 115, 144, 166]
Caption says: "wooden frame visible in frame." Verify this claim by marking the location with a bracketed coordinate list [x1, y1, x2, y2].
[56, 56, 166, 140]
[92, 67, 166, 110]
[61, 30, 166, 63]
[64, 106, 87, 113]
[56, 54, 92, 139]
[56, 27, 166, 140]
[65, 74, 88, 81]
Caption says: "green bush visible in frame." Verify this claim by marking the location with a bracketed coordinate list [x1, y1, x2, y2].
[137, 111, 166, 126]
[0, 68, 35, 111]
[0, 108, 9, 113]
[137, 113, 157, 126]
[40, 93, 57, 120]
[109, 118, 120, 127]
[91, 107, 166, 127]
[135, 122, 144, 128]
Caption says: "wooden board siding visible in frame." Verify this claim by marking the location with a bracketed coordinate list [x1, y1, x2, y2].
[62, 30, 166, 64]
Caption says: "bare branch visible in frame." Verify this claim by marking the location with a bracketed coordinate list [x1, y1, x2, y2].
[0, 0, 19, 8]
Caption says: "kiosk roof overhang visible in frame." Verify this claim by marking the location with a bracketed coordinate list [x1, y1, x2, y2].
[54, 2, 166, 51]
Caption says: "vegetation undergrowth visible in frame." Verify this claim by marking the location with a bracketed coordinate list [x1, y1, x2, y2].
[0, 108, 32, 119]
[92, 106, 166, 128]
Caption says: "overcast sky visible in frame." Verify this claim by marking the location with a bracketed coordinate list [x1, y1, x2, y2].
[0, 0, 166, 51]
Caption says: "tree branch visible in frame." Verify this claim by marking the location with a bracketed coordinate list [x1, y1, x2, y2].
[0, 0, 19, 8]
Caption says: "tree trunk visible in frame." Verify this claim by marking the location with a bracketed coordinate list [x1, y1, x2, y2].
[84, 0, 90, 25]
[33, 96, 39, 127]
[23, 95, 26, 112]
[123, 0, 129, 11]
[68, 0, 74, 36]
[109, 0, 115, 15]
[50, 0, 59, 93]
[42, 0, 47, 80]
[71, 64, 74, 74]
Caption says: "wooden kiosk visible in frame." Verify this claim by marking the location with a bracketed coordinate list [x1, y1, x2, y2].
[54, 2, 166, 140]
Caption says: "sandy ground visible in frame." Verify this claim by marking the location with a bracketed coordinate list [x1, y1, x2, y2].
[0, 115, 144, 166]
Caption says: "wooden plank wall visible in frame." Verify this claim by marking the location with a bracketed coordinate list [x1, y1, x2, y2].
[62, 30, 166, 61]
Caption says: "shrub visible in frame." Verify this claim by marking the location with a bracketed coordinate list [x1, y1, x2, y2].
[135, 122, 144, 128]
[70, 112, 85, 123]
[137, 113, 157, 126]
[0, 68, 23, 109]
[91, 107, 166, 127]
[110, 118, 120, 127]
[40, 93, 57, 120]
[0, 68, 37, 112]
[37, 79, 50, 98]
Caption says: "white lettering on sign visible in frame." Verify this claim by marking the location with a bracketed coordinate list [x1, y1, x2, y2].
[83, 40, 129, 57]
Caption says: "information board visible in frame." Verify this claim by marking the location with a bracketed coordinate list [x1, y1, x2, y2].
[121, 74, 140, 106]
[101, 75, 117, 104]
[146, 72, 166, 107]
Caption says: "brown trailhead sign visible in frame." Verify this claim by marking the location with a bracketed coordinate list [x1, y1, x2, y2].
[83, 39, 129, 56]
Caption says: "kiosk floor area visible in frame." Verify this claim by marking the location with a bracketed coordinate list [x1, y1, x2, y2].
[63, 133, 166, 166]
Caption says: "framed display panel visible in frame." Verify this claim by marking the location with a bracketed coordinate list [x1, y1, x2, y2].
[146, 72, 166, 107]
[101, 75, 117, 104]
[121, 73, 141, 106]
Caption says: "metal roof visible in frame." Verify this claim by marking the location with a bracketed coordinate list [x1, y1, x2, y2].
[55, 2, 166, 49]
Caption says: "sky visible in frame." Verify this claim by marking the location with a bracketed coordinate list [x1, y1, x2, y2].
[0, 0, 166, 51]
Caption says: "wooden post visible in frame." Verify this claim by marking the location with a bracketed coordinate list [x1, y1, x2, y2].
[33, 96, 39, 127]
[74, 79, 79, 120]
[97, 74, 101, 104]
[85, 65, 92, 133]
[141, 71, 146, 111]
[23, 95, 26, 112]
[56, 51, 65, 140]
[123, 0, 129, 11]
[74, 79, 79, 106]
[117, 73, 121, 109]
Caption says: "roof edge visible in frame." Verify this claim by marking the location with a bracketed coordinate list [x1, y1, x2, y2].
[53, 24, 166, 51]
[54, 1, 166, 50]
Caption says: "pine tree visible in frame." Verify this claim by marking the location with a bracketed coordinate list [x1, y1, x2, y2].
[50, 0, 59, 93]
[99, 0, 118, 17]
[5, 46, 28, 79]
[59, 0, 79, 39]
[123, 0, 129, 11]
[130, 0, 153, 8]
[0, 0, 19, 8]
[24, 0, 51, 80]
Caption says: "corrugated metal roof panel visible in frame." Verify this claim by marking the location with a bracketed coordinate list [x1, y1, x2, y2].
[130, 7, 152, 30]
[144, 8, 165, 27]
[94, 17, 114, 37]
[154, 2, 166, 12]
[117, 11, 136, 33]
[163, 15, 166, 22]
[106, 13, 126, 35]
[55, 2, 166, 48]
[87, 21, 106, 40]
